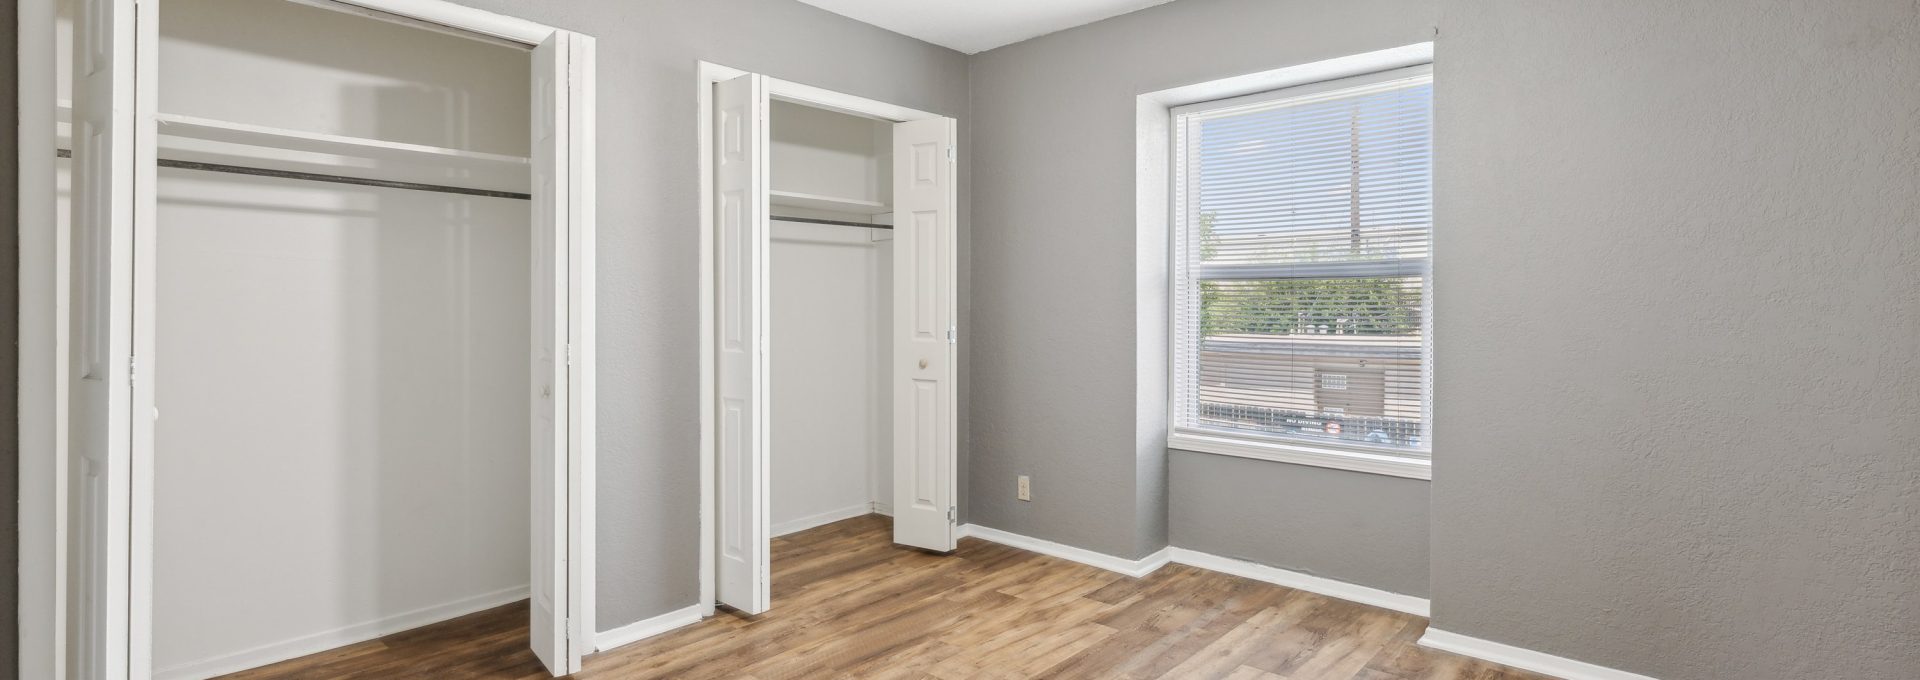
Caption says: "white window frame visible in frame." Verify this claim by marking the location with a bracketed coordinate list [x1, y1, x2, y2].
[1160, 57, 1434, 481]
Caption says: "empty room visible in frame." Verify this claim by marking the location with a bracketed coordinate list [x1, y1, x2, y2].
[7, 1, 1915, 679]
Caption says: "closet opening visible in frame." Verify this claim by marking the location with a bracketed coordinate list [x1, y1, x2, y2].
[149, 2, 532, 676]
[48, 0, 598, 675]
[767, 98, 898, 589]
[700, 65, 959, 618]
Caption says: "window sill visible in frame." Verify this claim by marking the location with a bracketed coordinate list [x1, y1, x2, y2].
[1167, 430, 1432, 480]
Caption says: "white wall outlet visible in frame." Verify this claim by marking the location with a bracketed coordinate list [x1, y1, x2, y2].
[1017, 475, 1031, 501]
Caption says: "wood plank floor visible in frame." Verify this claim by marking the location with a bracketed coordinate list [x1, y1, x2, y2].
[224, 515, 1544, 679]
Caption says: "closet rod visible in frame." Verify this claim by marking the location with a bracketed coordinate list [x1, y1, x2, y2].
[772, 215, 893, 230]
[54, 148, 532, 200]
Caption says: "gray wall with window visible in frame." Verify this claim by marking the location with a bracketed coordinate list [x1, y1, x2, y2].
[968, 0, 1437, 579]
[972, 2, 1918, 678]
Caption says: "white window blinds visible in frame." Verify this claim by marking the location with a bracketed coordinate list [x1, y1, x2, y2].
[1173, 67, 1433, 456]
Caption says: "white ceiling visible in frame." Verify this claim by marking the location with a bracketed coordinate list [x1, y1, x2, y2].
[793, 0, 1178, 54]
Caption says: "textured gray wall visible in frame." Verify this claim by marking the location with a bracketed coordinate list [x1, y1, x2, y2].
[433, 0, 969, 631]
[3, 5, 19, 677]
[967, 0, 1436, 566]
[1429, 2, 1920, 679]
[1170, 453, 1431, 596]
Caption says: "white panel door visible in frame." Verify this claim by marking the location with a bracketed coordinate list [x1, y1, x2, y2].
[529, 30, 573, 676]
[890, 118, 958, 552]
[70, 0, 152, 677]
[714, 73, 772, 615]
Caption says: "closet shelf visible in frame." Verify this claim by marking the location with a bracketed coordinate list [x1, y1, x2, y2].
[56, 102, 532, 194]
[58, 101, 531, 170]
[770, 189, 890, 215]
[155, 113, 532, 168]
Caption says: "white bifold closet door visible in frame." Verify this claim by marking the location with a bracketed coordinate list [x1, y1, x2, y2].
[714, 73, 773, 615]
[889, 118, 958, 553]
[530, 30, 581, 675]
[70, 0, 155, 677]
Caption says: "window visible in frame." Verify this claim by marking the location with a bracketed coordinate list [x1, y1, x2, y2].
[1170, 65, 1433, 477]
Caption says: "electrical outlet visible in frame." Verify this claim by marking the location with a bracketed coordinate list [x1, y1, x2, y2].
[1017, 475, 1031, 501]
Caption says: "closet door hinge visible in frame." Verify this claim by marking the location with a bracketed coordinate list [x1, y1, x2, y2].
[565, 344, 574, 366]
[946, 327, 956, 344]
[946, 146, 955, 161]
[129, 356, 137, 384]
[947, 507, 955, 524]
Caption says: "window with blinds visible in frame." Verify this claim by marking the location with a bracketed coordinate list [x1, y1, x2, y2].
[1172, 66, 1433, 460]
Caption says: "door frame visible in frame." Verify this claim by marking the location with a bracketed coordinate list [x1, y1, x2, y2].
[694, 62, 954, 616]
[17, 0, 598, 676]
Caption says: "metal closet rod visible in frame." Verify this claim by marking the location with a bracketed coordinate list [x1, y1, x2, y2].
[54, 148, 532, 200]
[771, 214, 893, 230]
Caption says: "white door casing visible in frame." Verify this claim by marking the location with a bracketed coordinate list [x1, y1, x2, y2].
[69, 0, 153, 676]
[714, 73, 773, 615]
[529, 30, 574, 676]
[890, 117, 958, 553]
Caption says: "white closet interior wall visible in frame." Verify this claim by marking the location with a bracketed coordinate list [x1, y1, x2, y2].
[55, 0, 533, 676]
[769, 100, 896, 535]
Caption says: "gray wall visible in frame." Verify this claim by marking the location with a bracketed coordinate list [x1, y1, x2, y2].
[1170, 453, 1431, 596]
[3, 5, 19, 677]
[967, 0, 1437, 569]
[436, 0, 969, 631]
[1430, 2, 1920, 679]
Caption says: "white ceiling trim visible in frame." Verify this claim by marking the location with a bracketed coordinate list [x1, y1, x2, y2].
[792, 0, 1178, 54]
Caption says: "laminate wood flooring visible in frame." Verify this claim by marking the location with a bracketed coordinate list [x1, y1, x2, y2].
[222, 515, 1544, 679]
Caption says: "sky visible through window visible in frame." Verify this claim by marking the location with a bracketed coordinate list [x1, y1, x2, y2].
[1195, 81, 1432, 265]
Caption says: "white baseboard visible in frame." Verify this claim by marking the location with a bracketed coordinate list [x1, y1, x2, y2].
[594, 604, 705, 653]
[1167, 548, 1429, 617]
[956, 524, 1171, 578]
[871, 500, 893, 517]
[772, 503, 874, 537]
[1418, 628, 1659, 680]
[154, 585, 530, 680]
[954, 525, 1428, 618]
